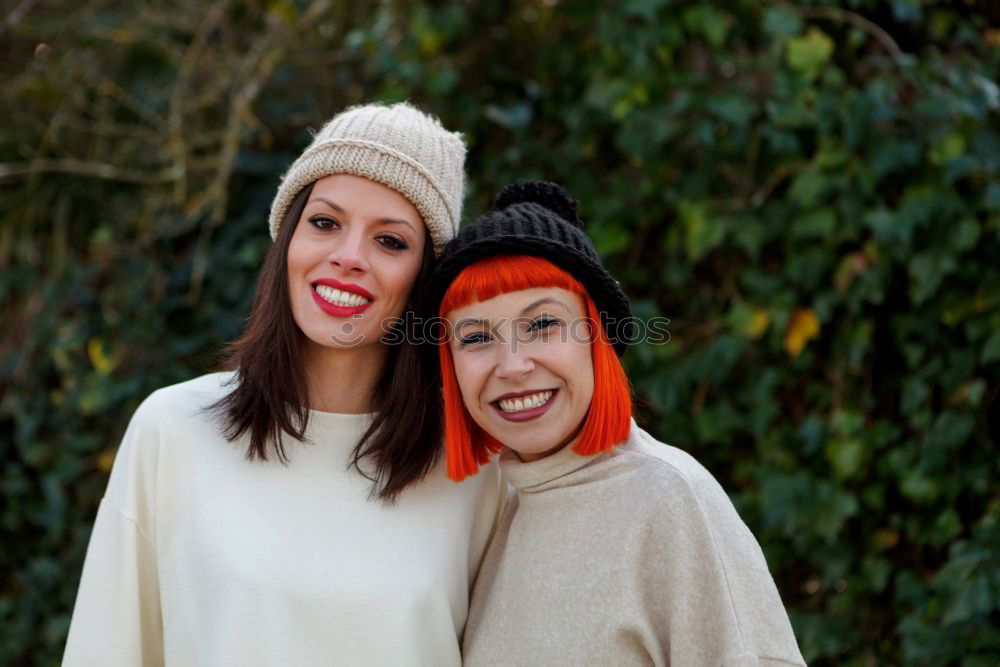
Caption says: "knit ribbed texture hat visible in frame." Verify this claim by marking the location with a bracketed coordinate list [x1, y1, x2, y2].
[425, 181, 635, 356]
[268, 102, 466, 255]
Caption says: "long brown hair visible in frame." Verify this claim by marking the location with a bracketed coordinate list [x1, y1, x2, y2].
[210, 182, 443, 502]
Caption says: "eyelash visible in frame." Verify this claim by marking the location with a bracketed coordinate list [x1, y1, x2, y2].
[307, 216, 409, 251]
[458, 317, 560, 348]
[308, 215, 339, 231]
[530, 316, 559, 332]
[459, 332, 491, 348]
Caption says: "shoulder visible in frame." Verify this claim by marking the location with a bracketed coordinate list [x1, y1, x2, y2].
[610, 424, 728, 501]
[116, 371, 237, 455]
[101, 372, 236, 516]
[135, 371, 237, 424]
[604, 424, 751, 536]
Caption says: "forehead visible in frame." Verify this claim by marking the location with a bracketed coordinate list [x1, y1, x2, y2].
[446, 287, 583, 321]
[308, 174, 425, 228]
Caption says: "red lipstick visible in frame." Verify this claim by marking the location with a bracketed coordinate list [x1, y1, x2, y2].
[311, 278, 374, 318]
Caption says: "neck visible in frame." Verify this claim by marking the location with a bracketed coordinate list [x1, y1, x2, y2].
[302, 339, 388, 413]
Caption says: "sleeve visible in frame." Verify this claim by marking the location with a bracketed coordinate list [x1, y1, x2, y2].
[641, 465, 806, 667]
[62, 501, 164, 667]
[63, 395, 165, 667]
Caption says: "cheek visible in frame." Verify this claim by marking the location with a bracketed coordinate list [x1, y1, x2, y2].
[453, 355, 487, 411]
[566, 343, 595, 404]
[384, 256, 423, 299]
[286, 233, 315, 279]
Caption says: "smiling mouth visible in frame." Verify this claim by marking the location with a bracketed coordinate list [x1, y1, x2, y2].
[493, 389, 557, 414]
[313, 284, 372, 308]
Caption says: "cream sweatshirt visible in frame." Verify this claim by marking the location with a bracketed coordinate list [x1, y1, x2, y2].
[63, 372, 504, 667]
[463, 421, 806, 667]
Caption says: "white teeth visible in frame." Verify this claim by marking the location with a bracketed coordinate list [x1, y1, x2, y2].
[498, 390, 554, 413]
[315, 285, 370, 308]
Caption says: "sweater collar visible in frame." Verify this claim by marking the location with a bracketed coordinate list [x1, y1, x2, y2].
[498, 419, 637, 493]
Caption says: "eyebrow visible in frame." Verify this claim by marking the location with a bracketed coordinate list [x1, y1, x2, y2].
[452, 298, 570, 331]
[521, 297, 571, 315]
[307, 196, 418, 234]
[455, 318, 486, 333]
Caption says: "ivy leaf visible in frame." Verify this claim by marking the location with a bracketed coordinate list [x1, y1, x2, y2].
[794, 207, 837, 238]
[982, 330, 1000, 364]
[679, 199, 724, 261]
[763, 7, 802, 39]
[929, 132, 967, 165]
[825, 438, 867, 479]
[784, 308, 821, 357]
[786, 27, 835, 80]
[87, 338, 120, 376]
[908, 251, 958, 305]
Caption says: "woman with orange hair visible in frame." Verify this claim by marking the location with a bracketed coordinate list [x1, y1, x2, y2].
[426, 182, 806, 666]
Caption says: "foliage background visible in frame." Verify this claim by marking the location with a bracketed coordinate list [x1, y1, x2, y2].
[2, 0, 998, 664]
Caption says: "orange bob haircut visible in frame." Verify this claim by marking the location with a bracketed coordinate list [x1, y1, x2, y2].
[438, 255, 632, 482]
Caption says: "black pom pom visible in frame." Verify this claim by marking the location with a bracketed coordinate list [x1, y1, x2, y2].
[491, 181, 583, 228]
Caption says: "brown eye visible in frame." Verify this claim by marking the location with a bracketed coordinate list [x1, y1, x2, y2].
[308, 215, 339, 231]
[378, 234, 409, 251]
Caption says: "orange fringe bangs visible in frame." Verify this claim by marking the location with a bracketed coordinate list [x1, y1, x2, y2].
[439, 255, 632, 482]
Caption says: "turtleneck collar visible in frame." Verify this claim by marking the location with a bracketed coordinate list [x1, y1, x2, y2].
[498, 419, 637, 493]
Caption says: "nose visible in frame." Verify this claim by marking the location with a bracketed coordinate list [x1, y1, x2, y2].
[326, 230, 369, 274]
[494, 339, 535, 381]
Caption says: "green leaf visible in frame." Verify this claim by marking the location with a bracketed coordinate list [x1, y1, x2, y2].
[908, 251, 958, 305]
[925, 412, 974, 450]
[788, 170, 826, 206]
[824, 438, 867, 479]
[982, 330, 1000, 364]
[929, 132, 967, 165]
[786, 27, 835, 80]
[901, 377, 929, 412]
[679, 199, 725, 261]
[587, 221, 631, 256]
[763, 7, 802, 39]
[794, 208, 837, 238]
[624, 0, 670, 20]
[950, 218, 980, 253]
[682, 5, 730, 48]
[900, 470, 940, 502]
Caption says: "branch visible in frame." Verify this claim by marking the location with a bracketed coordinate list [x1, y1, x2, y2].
[168, 2, 228, 204]
[188, 0, 335, 298]
[0, 158, 181, 184]
[798, 5, 904, 60]
[771, 1, 905, 61]
[0, 0, 39, 37]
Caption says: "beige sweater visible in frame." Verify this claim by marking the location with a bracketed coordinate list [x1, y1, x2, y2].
[63, 372, 505, 667]
[463, 421, 805, 667]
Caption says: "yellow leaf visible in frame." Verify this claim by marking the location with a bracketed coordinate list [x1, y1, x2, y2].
[97, 447, 117, 473]
[745, 309, 771, 339]
[88, 337, 120, 375]
[784, 308, 820, 357]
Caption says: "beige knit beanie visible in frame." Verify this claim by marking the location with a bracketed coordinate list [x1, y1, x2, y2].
[268, 102, 466, 255]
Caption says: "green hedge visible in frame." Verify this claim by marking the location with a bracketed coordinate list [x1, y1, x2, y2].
[2, 1, 998, 664]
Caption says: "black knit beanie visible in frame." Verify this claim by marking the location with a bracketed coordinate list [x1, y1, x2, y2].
[424, 181, 635, 356]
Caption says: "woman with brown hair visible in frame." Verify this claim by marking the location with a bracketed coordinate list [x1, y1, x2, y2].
[63, 103, 504, 667]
